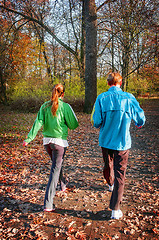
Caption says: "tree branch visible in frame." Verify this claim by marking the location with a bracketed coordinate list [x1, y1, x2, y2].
[0, 5, 78, 59]
[97, 0, 117, 11]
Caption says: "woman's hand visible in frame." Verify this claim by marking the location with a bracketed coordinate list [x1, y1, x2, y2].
[23, 140, 28, 146]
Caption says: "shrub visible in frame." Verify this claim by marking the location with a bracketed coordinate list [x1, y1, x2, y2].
[10, 97, 44, 112]
[97, 77, 109, 96]
[9, 76, 85, 112]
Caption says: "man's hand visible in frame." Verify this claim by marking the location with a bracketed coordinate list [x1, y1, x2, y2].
[136, 125, 142, 129]
[23, 141, 28, 146]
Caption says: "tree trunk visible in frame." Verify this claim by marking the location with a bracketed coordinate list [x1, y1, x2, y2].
[80, 0, 86, 87]
[84, 0, 97, 113]
[0, 67, 7, 104]
[33, 22, 53, 83]
[122, 48, 129, 91]
[42, 44, 53, 83]
[111, 29, 115, 72]
[52, 41, 57, 81]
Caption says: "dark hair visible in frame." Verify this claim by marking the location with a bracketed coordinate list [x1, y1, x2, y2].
[51, 84, 65, 116]
[107, 72, 122, 86]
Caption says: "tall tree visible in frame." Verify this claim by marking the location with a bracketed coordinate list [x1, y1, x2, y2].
[84, 0, 97, 113]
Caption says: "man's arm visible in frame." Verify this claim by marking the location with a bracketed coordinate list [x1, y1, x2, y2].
[91, 97, 103, 128]
[131, 97, 146, 128]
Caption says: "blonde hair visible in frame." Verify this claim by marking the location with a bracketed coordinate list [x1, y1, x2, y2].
[51, 84, 65, 116]
[107, 72, 122, 86]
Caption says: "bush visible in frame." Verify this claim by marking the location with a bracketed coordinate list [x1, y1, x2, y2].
[65, 98, 84, 112]
[8, 78, 51, 112]
[10, 97, 44, 112]
[10, 78, 51, 100]
[9, 75, 85, 112]
[63, 77, 85, 100]
[97, 77, 109, 96]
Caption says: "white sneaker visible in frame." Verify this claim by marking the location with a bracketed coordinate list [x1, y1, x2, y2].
[111, 209, 123, 219]
[109, 184, 114, 192]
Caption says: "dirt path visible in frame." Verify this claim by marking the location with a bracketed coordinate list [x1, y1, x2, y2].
[0, 99, 158, 239]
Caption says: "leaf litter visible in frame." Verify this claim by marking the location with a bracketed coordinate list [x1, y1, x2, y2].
[0, 99, 159, 239]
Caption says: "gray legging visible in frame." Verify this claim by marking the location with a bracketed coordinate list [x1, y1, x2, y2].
[44, 143, 67, 209]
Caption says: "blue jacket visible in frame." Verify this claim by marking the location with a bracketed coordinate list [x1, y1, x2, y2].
[91, 86, 145, 150]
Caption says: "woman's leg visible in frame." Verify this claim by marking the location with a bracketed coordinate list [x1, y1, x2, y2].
[59, 147, 67, 191]
[44, 145, 67, 191]
[44, 144, 65, 209]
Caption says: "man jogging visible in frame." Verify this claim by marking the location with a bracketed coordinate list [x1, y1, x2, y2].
[91, 72, 145, 219]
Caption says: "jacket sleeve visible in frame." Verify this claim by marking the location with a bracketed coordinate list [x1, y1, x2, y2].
[131, 97, 146, 127]
[64, 104, 79, 130]
[91, 97, 102, 128]
[25, 106, 44, 143]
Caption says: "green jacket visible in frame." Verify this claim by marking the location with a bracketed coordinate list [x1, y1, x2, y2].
[25, 99, 79, 143]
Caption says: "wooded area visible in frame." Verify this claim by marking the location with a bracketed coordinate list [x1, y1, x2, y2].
[0, 1, 159, 238]
[0, 0, 158, 112]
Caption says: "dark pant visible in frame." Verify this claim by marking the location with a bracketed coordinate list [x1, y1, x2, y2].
[102, 148, 129, 210]
[44, 143, 67, 209]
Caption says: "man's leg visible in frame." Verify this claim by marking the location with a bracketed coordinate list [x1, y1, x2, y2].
[102, 147, 114, 186]
[110, 149, 129, 210]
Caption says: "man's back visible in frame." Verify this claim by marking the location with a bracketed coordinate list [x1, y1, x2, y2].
[92, 86, 145, 150]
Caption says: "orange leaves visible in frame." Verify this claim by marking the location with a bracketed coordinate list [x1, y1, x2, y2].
[67, 227, 87, 240]
[0, 176, 7, 183]
[75, 230, 87, 240]
[8, 33, 33, 71]
[0, 101, 159, 239]
[101, 233, 112, 240]
[152, 228, 159, 234]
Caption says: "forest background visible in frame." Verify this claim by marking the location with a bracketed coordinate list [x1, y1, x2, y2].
[0, 2, 159, 238]
[0, 0, 159, 113]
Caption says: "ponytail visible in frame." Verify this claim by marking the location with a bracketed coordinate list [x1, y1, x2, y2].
[51, 84, 65, 116]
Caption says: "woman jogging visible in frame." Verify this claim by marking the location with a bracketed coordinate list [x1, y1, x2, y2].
[23, 84, 79, 212]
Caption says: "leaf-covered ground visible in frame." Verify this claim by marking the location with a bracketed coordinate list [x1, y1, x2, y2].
[0, 99, 158, 240]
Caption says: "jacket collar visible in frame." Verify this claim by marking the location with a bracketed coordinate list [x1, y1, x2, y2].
[108, 86, 122, 92]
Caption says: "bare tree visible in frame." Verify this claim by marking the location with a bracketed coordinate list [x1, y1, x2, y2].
[97, 0, 158, 90]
